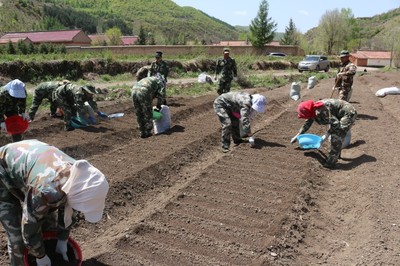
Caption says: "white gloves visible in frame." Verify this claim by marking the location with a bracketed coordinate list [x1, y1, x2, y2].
[290, 133, 300, 144]
[0, 122, 6, 132]
[320, 133, 330, 144]
[336, 73, 344, 78]
[36, 254, 51, 266]
[55, 239, 69, 262]
[21, 113, 29, 121]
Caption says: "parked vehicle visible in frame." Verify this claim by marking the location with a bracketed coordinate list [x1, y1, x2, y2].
[298, 55, 330, 72]
[268, 52, 287, 57]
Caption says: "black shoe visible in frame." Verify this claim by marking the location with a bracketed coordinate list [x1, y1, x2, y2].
[140, 132, 152, 138]
[323, 162, 335, 169]
[234, 139, 243, 145]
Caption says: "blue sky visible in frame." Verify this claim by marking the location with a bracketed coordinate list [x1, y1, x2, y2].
[171, 0, 399, 33]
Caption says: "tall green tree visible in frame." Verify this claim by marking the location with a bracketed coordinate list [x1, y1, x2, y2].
[137, 25, 146, 45]
[315, 8, 353, 55]
[280, 18, 300, 45]
[249, 0, 277, 48]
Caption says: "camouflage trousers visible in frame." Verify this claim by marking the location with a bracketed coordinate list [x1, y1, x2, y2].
[56, 98, 77, 129]
[214, 105, 242, 149]
[338, 86, 352, 102]
[131, 89, 154, 136]
[217, 79, 232, 95]
[326, 112, 357, 166]
[0, 182, 58, 265]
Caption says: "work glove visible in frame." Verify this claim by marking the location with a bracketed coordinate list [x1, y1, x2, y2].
[320, 134, 329, 144]
[56, 239, 69, 262]
[88, 116, 96, 125]
[290, 133, 300, 144]
[36, 254, 51, 266]
[0, 122, 7, 133]
[154, 105, 162, 112]
[97, 111, 108, 119]
[21, 113, 29, 121]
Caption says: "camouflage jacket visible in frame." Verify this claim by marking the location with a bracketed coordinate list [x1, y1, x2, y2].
[132, 76, 166, 107]
[0, 139, 76, 257]
[28, 81, 60, 118]
[214, 92, 252, 134]
[299, 99, 357, 134]
[215, 57, 238, 81]
[337, 60, 357, 88]
[0, 86, 26, 122]
[55, 83, 98, 114]
[148, 60, 169, 82]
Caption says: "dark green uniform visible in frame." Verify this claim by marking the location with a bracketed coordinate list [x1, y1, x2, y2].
[0, 86, 27, 142]
[54, 84, 98, 131]
[215, 56, 237, 95]
[297, 99, 357, 167]
[213, 92, 253, 152]
[0, 139, 76, 265]
[131, 76, 166, 138]
[148, 60, 169, 82]
[28, 81, 62, 120]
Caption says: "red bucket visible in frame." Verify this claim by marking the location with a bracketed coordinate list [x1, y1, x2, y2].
[24, 231, 82, 266]
[5, 115, 29, 134]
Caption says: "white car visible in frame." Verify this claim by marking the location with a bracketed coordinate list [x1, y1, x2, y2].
[298, 55, 330, 72]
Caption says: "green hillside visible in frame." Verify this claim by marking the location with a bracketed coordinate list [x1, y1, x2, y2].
[0, 0, 239, 44]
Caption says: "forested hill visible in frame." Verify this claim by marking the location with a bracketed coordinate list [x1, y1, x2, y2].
[0, 0, 240, 44]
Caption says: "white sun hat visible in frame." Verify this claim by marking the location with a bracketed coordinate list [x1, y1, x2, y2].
[251, 94, 267, 113]
[5, 79, 26, 98]
[62, 160, 109, 227]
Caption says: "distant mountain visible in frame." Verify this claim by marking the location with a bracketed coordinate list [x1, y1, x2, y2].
[0, 0, 240, 44]
[1, 0, 398, 48]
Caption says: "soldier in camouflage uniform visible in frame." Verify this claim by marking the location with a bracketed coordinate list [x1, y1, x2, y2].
[131, 75, 166, 138]
[28, 80, 70, 121]
[0, 79, 28, 142]
[148, 51, 169, 82]
[54, 83, 106, 131]
[214, 48, 238, 95]
[214, 92, 267, 153]
[291, 99, 357, 168]
[0, 139, 109, 266]
[333, 50, 357, 102]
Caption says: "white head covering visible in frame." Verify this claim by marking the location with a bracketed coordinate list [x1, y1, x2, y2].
[62, 160, 109, 227]
[251, 94, 267, 113]
[5, 79, 26, 98]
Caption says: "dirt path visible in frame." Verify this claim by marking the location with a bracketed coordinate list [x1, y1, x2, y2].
[0, 70, 399, 265]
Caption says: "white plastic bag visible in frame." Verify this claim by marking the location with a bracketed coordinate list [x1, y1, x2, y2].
[375, 87, 400, 97]
[307, 76, 317, 89]
[153, 105, 171, 134]
[290, 82, 301, 101]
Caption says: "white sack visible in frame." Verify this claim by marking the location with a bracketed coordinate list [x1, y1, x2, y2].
[307, 76, 317, 89]
[375, 87, 400, 97]
[153, 105, 171, 134]
[290, 82, 301, 101]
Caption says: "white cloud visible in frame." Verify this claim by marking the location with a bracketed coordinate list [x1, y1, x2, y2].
[299, 10, 309, 16]
[233, 10, 248, 17]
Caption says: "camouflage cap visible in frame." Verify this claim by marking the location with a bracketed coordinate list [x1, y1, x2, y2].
[223, 48, 230, 54]
[339, 50, 350, 58]
[82, 85, 96, 94]
[155, 51, 163, 58]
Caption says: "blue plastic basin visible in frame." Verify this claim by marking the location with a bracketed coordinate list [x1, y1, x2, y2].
[297, 134, 322, 149]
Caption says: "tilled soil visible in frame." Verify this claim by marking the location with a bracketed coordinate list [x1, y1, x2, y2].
[1, 71, 400, 265]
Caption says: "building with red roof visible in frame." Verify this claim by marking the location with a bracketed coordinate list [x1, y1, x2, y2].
[0, 29, 91, 46]
[350, 50, 393, 67]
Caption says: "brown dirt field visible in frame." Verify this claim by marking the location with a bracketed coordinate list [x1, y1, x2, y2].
[1, 70, 400, 265]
